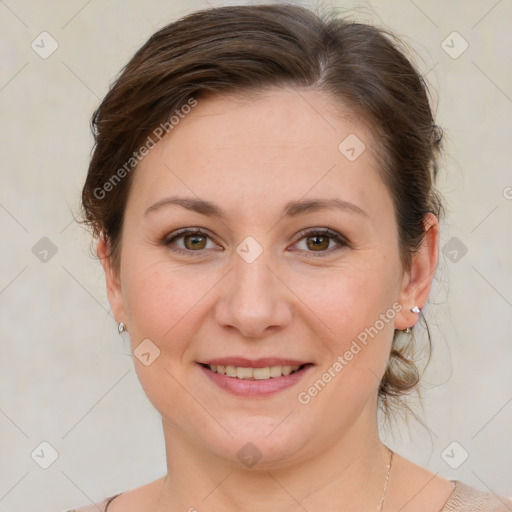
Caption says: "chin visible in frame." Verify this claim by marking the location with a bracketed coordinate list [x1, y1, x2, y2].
[199, 413, 314, 469]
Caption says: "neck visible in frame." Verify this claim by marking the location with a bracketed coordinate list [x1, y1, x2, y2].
[155, 400, 391, 512]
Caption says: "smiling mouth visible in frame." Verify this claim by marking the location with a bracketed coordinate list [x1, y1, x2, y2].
[200, 363, 309, 380]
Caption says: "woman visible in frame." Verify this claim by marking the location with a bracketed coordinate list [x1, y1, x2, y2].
[69, 4, 511, 511]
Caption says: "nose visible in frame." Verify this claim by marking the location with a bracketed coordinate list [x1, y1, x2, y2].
[214, 251, 293, 338]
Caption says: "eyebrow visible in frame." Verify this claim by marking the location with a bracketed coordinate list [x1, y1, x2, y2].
[144, 196, 367, 218]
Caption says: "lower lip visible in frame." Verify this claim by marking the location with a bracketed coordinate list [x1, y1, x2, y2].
[199, 364, 312, 397]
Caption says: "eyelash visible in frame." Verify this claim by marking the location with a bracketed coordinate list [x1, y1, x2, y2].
[163, 227, 350, 258]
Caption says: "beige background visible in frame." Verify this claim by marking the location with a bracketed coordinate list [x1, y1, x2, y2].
[1, 1, 511, 510]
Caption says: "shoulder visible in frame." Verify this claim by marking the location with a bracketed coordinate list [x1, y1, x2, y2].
[441, 480, 512, 512]
[65, 494, 121, 512]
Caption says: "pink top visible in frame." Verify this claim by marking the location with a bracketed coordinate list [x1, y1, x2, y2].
[67, 480, 512, 511]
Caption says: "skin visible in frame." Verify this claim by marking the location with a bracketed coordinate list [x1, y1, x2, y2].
[98, 88, 454, 511]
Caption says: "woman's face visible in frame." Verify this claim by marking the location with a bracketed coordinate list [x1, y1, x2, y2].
[101, 88, 435, 467]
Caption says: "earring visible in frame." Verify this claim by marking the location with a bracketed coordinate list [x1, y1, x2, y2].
[118, 322, 126, 334]
[401, 306, 420, 333]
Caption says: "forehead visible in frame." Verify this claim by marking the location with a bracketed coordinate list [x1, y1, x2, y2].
[165, 88, 369, 159]
[130, 88, 389, 220]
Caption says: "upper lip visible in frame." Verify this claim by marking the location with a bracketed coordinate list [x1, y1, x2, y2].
[200, 357, 311, 368]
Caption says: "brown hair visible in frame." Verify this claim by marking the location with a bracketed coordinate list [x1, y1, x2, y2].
[81, 3, 443, 413]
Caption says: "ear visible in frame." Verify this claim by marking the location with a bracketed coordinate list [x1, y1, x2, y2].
[97, 234, 126, 327]
[394, 213, 439, 330]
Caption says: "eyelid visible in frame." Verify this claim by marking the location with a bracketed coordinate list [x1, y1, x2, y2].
[163, 227, 212, 243]
[292, 227, 349, 244]
[289, 227, 351, 255]
[163, 227, 221, 255]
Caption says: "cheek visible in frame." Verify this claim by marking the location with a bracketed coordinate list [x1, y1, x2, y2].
[288, 257, 400, 407]
[119, 238, 175, 331]
[119, 243, 232, 372]
[294, 276, 397, 433]
[119, 254, 209, 418]
[290, 257, 400, 341]
[122, 260, 202, 346]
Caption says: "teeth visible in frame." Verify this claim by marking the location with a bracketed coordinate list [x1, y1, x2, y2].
[269, 366, 283, 378]
[253, 367, 270, 380]
[236, 367, 253, 379]
[226, 365, 237, 377]
[208, 364, 301, 379]
[281, 365, 292, 376]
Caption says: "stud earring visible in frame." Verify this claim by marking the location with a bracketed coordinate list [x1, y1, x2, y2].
[410, 306, 421, 314]
[118, 322, 126, 334]
[403, 326, 412, 334]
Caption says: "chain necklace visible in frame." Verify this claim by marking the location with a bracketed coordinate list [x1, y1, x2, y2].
[377, 448, 394, 511]
[106, 448, 395, 511]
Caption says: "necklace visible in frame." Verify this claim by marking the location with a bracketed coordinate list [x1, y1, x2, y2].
[377, 448, 394, 511]
[106, 449, 395, 511]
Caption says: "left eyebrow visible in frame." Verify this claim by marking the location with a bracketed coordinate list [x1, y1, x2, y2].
[282, 198, 367, 218]
[144, 196, 367, 218]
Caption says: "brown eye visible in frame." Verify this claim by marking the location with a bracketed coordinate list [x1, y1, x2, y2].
[306, 234, 330, 251]
[164, 228, 219, 255]
[291, 228, 349, 257]
[183, 234, 207, 250]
